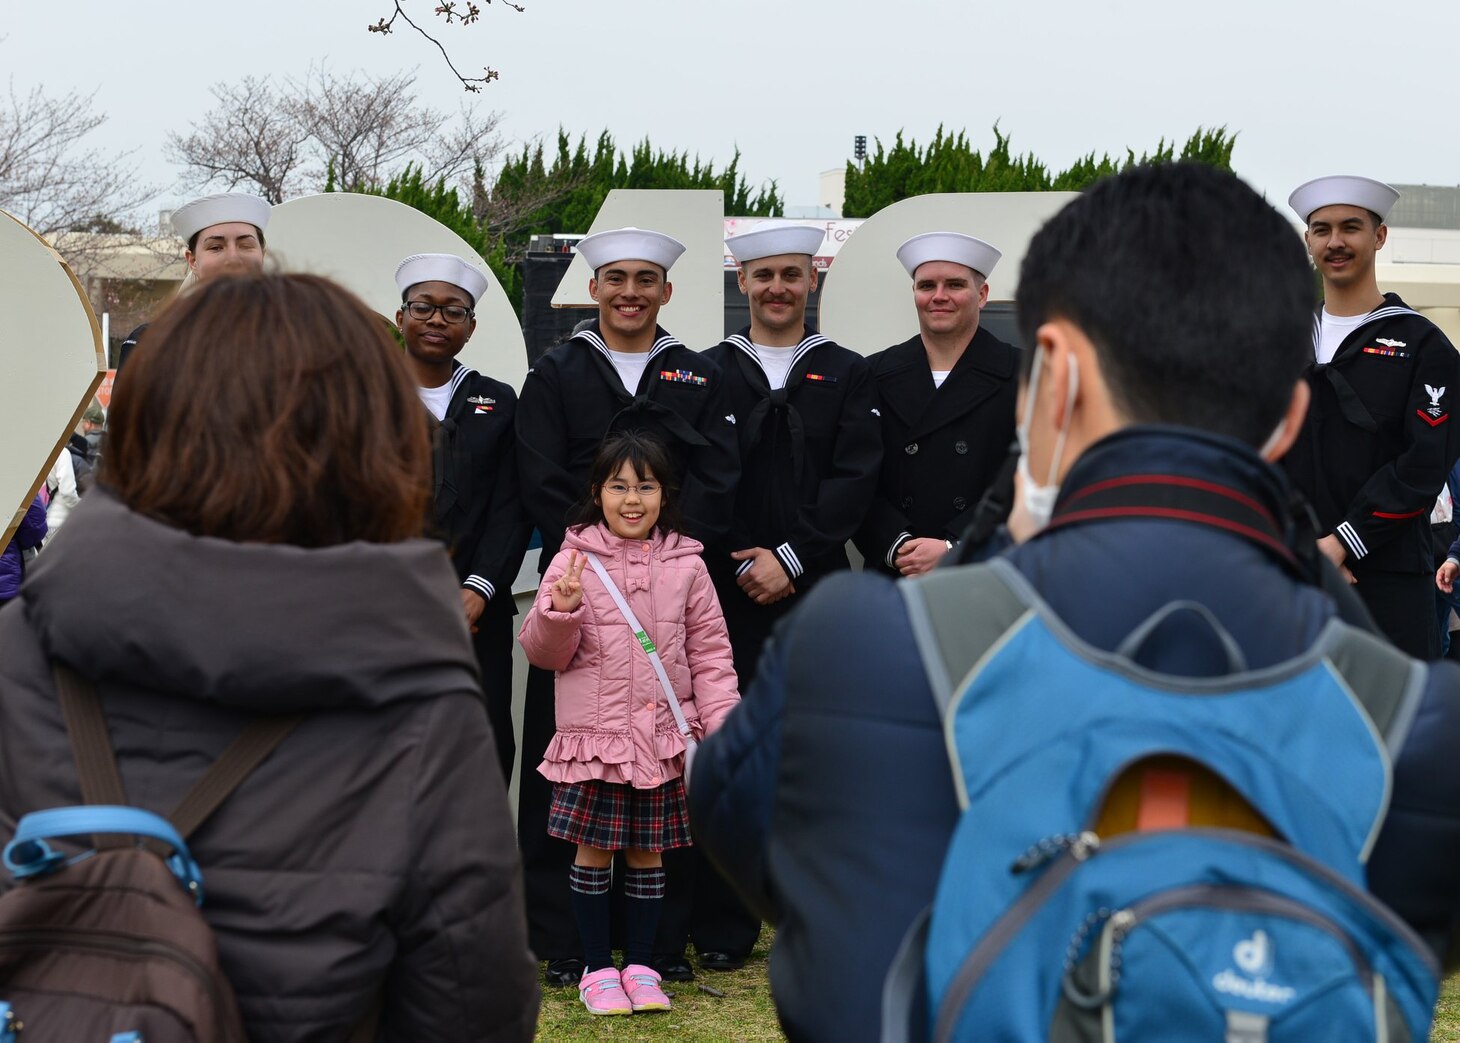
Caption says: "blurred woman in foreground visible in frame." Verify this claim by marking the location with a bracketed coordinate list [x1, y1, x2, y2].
[0, 273, 539, 1041]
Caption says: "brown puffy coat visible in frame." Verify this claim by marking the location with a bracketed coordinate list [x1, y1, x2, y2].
[0, 491, 538, 1041]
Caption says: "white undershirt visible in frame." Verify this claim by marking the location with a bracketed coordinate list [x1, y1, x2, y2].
[417, 382, 453, 421]
[931, 370, 951, 389]
[1316, 309, 1371, 365]
[606, 348, 653, 394]
[753, 343, 798, 390]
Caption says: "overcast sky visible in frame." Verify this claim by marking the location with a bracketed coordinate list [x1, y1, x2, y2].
[5, 0, 1459, 222]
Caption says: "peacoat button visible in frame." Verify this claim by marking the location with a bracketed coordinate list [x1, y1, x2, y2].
[954, 440, 969, 455]
[953, 496, 968, 511]
[905, 443, 919, 456]
[901, 496, 913, 510]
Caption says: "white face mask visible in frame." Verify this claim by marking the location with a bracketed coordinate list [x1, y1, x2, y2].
[1257, 416, 1287, 460]
[1015, 348, 1079, 534]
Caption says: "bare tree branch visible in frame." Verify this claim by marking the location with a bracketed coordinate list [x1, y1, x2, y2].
[164, 77, 310, 204]
[367, 1, 524, 93]
[166, 68, 503, 202]
[417, 105, 504, 187]
[0, 79, 154, 254]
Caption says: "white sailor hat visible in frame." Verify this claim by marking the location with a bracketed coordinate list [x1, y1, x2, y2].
[725, 221, 825, 264]
[172, 193, 272, 244]
[896, 232, 1002, 279]
[1288, 176, 1400, 224]
[576, 227, 686, 273]
[395, 253, 489, 306]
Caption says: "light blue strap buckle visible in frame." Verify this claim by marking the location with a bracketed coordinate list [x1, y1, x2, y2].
[3, 806, 203, 905]
[111, 1033, 145, 1042]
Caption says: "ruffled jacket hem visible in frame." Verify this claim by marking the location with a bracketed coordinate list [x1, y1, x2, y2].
[538, 727, 698, 788]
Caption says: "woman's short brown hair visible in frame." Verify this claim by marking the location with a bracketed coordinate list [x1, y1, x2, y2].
[106, 273, 430, 546]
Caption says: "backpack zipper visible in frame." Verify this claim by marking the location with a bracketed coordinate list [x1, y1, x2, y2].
[0, 927, 241, 1042]
[931, 827, 1436, 1043]
[1060, 882, 1375, 1019]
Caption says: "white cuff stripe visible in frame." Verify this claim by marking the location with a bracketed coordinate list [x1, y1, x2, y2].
[464, 576, 495, 599]
[1336, 521, 1368, 560]
[776, 542, 805, 579]
[735, 558, 753, 577]
[886, 532, 913, 568]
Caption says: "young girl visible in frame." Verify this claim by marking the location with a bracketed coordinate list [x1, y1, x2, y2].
[518, 430, 740, 1017]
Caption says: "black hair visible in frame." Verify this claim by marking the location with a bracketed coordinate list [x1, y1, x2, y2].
[187, 226, 267, 254]
[566, 430, 685, 536]
[1016, 162, 1312, 446]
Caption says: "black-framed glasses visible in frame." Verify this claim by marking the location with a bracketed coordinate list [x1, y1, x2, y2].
[404, 300, 474, 324]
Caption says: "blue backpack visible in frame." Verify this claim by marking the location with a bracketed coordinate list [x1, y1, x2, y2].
[883, 558, 1439, 1042]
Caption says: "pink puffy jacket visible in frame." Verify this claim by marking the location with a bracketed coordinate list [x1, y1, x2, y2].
[518, 522, 740, 789]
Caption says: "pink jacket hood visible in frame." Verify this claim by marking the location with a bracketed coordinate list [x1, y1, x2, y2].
[562, 522, 704, 562]
[518, 523, 739, 789]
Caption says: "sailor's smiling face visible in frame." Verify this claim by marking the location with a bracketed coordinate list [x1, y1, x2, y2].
[590, 260, 671, 344]
[737, 253, 817, 338]
[1304, 204, 1385, 290]
[912, 260, 987, 341]
[396, 280, 476, 365]
[185, 222, 265, 282]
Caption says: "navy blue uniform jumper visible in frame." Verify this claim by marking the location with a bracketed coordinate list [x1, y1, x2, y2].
[425, 361, 531, 783]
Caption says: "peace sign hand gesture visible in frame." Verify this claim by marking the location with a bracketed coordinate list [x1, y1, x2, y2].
[550, 551, 587, 613]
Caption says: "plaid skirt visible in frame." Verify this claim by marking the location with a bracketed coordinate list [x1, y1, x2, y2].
[547, 777, 691, 852]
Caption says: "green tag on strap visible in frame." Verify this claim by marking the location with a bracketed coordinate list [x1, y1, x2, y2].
[636, 630, 656, 654]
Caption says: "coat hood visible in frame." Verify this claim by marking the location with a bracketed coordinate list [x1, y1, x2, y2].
[562, 522, 704, 562]
[17, 490, 480, 714]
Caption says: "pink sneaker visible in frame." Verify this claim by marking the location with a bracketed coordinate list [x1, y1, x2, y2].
[621, 964, 672, 1012]
[579, 966, 631, 1015]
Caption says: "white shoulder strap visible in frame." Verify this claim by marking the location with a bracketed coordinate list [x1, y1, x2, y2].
[585, 552, 694, 740]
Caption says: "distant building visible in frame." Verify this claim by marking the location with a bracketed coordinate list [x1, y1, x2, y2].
[818, 168, 847, 216]
[45, 232, 186, 366]
[1390, 185, 1460, 230]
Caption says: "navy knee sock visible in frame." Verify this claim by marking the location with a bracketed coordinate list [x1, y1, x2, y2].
[569, 864, 613, 972]
[624, 866, 667, 968]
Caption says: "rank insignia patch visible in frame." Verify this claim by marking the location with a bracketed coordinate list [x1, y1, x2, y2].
[660, 369, 707, 386]
[1420, 384, 1449, 425]
[467, 395, 496, 405]
[1362, 346, 1410, 358]
[804, 373, 838, 383]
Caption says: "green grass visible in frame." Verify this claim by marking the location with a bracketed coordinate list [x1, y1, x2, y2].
[535, 932, 784, 1041]
[1434, 974, 1460, 1041]
[536, 939, 1460, 1039]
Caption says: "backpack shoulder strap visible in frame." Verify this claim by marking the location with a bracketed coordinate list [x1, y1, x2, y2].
[1320, 621, 1428, 758]
[168, 716, 304, 841]
[52, 662, 302, 842]
[898, 557, 1034, 715]
[54, 662, 127, 807]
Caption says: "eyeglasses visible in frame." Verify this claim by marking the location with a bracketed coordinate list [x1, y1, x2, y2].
[601, 481, 661, 497]
[404, 300, 474, 325]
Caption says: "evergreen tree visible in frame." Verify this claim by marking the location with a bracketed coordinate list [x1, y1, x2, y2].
[333, 162, 523, 313]
[843, 125, 1237, 217]
[483, 128, 782, 244]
